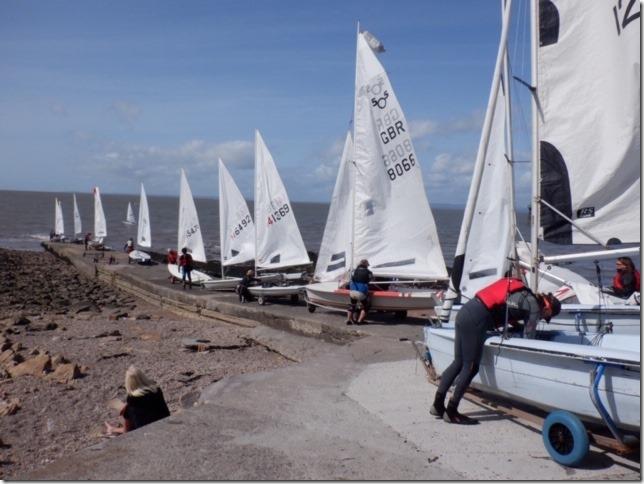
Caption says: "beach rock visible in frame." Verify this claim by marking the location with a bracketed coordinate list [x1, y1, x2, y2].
[108, 311, 128, 321]
[0, 349, 20, 366]
[51, 354, 69, 367]
[13, 316, 30, 326]
[0, 398, 20, 416]
[9, 355, 51, 378]
[10, 342, 22, 352]
[135, 313, 151, 320]
[46, 363, 80, 384]
[70, 301, 92, 314]
[44, 322, 58, 331]
[180, 390, 201, 409]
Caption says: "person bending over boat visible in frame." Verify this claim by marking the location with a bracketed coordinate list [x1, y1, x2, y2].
[430, 277, 561, 425]
[606, 257, 640, 300]
[105, 365, 170, 435]
[179, 247, 194, 289]
[237, 269, 258, 303]
[346, 259, 373, 325]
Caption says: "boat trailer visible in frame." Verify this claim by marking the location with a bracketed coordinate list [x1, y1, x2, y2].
[412, 341, 640, 467]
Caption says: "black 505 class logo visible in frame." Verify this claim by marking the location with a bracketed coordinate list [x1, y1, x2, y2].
[371, 90, 389, 109]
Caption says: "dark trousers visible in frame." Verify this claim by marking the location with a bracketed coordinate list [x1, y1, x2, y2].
[437, 298, 492, 407]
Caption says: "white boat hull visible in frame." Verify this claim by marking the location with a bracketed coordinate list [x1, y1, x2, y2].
[202, 277, 242, 291]
[442, 303, 640, 335]
[167, 264, 213, 285]
[128, 250, 151, 263]
[306, 281, 440, 312]
[425, 327, 640, 432]
[249, 284, 307, 297]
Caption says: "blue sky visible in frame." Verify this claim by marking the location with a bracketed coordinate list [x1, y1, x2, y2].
[0, 0, 534, 206]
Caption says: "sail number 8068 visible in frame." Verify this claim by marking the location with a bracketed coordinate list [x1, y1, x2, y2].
[385, 153, 415, 181]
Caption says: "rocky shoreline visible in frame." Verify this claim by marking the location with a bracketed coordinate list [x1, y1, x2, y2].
[0, 248, 292, 479]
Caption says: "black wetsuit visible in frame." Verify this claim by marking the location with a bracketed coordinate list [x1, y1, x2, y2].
[437, 289, 540, 407]
[237, 274, 257, 302]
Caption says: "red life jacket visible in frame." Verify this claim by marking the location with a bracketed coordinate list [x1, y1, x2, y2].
[475, 277, 527, 310]
[612, 270, 641, 293]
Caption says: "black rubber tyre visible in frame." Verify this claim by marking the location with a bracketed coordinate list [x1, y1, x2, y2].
[258, 296, 265, 306]
[290, 294, 299, 304]
[394, 310, 408, 320]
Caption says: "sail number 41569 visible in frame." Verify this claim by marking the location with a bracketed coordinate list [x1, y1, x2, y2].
[267, 203, 290, 225]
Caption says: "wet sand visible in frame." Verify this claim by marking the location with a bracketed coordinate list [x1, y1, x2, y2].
[0, 248, 292, 479]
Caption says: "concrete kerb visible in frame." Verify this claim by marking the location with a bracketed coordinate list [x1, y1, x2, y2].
[42, 242, 360, 344]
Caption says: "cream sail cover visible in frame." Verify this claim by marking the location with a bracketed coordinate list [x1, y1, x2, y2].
[218, 158, 255, 266]
[254, 130, 310, 270]
[353, 31, 446, 280]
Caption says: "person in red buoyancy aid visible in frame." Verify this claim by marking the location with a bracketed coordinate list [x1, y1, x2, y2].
[608, 257, 640, 299]
[430, 277, 561, 425]
[178, 248, 194, 289]
[166, 249, 179, 284]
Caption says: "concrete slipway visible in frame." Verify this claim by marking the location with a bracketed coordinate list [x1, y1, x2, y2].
[20, 243, 640, 480]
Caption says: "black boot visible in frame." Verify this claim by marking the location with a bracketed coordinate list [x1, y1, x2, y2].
[443, 400, 478, 425]
[429, 391, 446, 417]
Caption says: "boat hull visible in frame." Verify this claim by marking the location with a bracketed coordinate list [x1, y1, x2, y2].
[306, 281, 440, 312]
[425, 327, 641, 432]
[249, 284, 307, 297]
[167, 264, 213, 285]
[128, 250, 151, 263]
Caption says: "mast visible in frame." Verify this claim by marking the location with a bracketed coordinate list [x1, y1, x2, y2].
[439, 0, 513, 321]
[253, 130, 258, 276]
[350, 21, 360, 275]
[529, 0, 540, 291]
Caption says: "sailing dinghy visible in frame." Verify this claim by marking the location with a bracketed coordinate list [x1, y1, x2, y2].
[167, 169, 214, 285]
[128, 183, 152, 263]
[72, 194, 82, 241]
[248, 130, 311, 304]
[426, 0, 640, 464]
[90, 186, 108, 248]
[305, 28, 448, 315]
[122, 202, 136, 225]
[437, 0, 640, 334]
[53, 198, 65, 241]
[202, 159, 255, 290]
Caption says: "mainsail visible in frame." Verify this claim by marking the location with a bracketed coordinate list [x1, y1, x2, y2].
[54, 198, 64, 236]
[137, 183, 151, 248]
[177, 169, 207, 263]
[353, 30, 446, 280]
[73, 194, 82, 236]
[93, 187, 107, 239]
[254, 130, 310, 270]
[218, 158, 255, 268]
[314, 131, 355, 282]
[537, 0, 640, 245]
[124, 202, 136, 225]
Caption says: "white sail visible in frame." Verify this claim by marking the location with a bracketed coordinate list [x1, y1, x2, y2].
[177, 169, 206, 263]
[218, 158, 255, 267]
[125, 202, 136, 224]
[537, 0, 640, 245]
[93, 186, 107, 238]
[54, 198, 64, 236]
[72, 194, 82, 236]
[314, 132, 355, 282]
[353, 30, 446, 280]
[459, 75, 514, 297]
[254, 130, 310, 270]
[137, 183, 151, 248]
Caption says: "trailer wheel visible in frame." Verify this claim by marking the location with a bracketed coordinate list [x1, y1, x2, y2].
[290, 294, 299, 304]
[257, 296, 265, 306]
[307, 303, 316, 313]
[394, 310, 408, 320]
[542, 410, 589, 467]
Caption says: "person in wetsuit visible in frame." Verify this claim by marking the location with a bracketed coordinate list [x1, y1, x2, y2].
[430, 277, 561, 424]
[346, 259, 373, 325]
[237, 269, 258, 303]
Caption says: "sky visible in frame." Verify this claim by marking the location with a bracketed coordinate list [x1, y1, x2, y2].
[0, 0, 535, 207]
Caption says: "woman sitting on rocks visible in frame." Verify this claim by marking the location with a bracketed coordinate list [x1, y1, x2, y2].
[104, 365, 170, 435]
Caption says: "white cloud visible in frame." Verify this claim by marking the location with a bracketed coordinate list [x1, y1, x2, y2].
[49, 101, 68, 117]
[109, 100, 142, 124]
[410, 110, 484, 140]
[426, 152, 475, 190]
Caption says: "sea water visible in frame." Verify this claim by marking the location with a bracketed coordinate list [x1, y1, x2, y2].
[0, 189, 619, 283]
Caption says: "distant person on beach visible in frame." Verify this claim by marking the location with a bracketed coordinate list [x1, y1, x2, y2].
[430, 277, 561, 425]
[104, 365, 170, 435]
[178, 247, 193, 289]
[346, 259, 373, 325]
[49, 229, 55, 241]
[123, 238, 134, 254]
[84, 232, 92, 250]
[236, 269, 258, 303]
[166, 249, 179, 284]
[606, 257, 640, 300]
